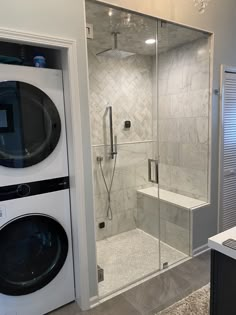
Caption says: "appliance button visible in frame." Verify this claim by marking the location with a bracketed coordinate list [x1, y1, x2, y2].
[17, 184, 31, 197]
[0, 206, 6, 219]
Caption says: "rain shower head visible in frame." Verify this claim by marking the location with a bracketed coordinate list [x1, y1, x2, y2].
[96, 32, 136, 59]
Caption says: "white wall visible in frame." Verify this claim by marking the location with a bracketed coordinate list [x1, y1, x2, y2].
[1, 0, 236, 305]
[0, 0, 98, 304]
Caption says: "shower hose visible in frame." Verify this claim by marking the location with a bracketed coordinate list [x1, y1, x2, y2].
[98, 154, 117, 220]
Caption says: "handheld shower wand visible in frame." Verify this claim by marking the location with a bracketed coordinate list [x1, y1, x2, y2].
[96, 105, 118, 220]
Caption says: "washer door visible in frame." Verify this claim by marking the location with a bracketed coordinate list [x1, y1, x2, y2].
[0, 81, 61, 168]
[0, 215, 69, 296]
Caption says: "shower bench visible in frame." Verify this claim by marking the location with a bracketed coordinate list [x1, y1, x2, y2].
[137, 186, 209, 256]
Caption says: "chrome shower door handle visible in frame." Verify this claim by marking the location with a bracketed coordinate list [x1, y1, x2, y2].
[114, 135, 117, 155]
[148, 159, 159, 184]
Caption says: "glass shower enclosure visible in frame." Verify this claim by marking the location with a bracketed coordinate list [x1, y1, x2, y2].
[85, 0, 210, 298]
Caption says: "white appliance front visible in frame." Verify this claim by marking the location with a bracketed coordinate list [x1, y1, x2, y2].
[0, 64, 68, 186]
[0, 190, 75, 315]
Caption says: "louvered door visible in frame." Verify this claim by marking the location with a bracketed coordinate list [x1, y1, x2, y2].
[221, 68, 236, 230]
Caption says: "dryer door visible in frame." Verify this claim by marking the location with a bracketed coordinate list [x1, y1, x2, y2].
[0, 214, 68, 296]
[0, 81, 61, 168]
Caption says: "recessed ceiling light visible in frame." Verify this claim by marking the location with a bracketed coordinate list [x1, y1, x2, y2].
[145, 38, 156, 45]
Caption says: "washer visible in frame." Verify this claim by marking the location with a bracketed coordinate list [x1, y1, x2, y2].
[0, 64, 68, 186]
[0, 177, 75, 315]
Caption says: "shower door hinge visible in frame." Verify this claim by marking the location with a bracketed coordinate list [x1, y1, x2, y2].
[214, 88, 220, 96]
[86, 23, 94, 39]
[97, 265, 104, 283]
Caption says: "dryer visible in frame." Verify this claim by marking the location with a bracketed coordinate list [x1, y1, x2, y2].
[0, 64, 68, 186]
[0, 177, 75, 315]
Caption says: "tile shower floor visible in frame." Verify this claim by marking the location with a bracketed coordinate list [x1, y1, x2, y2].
[97, 229, 187, 297]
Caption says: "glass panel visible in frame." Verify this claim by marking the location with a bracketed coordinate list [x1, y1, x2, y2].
[0, 81, 61, 168]
[85, 1, 161, 298]
[0, 215, 68, 296]
[157, 21, 211, 268]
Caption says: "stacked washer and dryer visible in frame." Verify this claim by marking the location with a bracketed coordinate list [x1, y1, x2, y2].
[0, 64, 75, 315]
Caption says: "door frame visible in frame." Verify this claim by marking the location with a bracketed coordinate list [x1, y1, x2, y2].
[0, 27, 95, 310]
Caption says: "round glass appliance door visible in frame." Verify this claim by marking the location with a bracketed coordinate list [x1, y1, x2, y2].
[0, 81, 61, 168]
[0, 215, 68, 296]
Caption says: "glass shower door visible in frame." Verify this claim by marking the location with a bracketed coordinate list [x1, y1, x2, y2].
[157, 21, 211, 268]
[86, 0, 162, 298]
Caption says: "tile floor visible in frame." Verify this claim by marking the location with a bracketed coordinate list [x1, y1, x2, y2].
[49, 251, 210, 315]
[97, 229, 187, 297]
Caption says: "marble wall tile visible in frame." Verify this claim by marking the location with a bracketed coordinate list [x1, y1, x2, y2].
[158, 37, 209, 200]
[160, 220, 190, 255]
[152, 119, 158, 143]
[124, 189, 138, 210]
[96, 208, 137, 240]
[137, 195, 159, 239]
[159, 79, 168, 96]
[159, 119, 180, 143]
[110, 190, 125, 214]
[151, 141, 159, 161]
[136, 193, 191, 255]
[160, 90, 209, 121]
[167, 67, 183, 95]
[111, 169, 124, 192]
[159, 201, 190, 230]
[159, 95, 172, 118]
[190, 61, 209, 91]
[110, 209, 137, 236]
[135, 162, 149, 187]
[158, 53, 174, 80]
[171, 93, 190, 118]
[93, 169, 109, 196]
[196, 117, 209, 144]
[170, 166, 208, 201]
[146, 142, 154, 158]
[120, 167, 136, 189]
[179, 143, 208, 171]
[95, 194, 108, 219]
[178, 118, 199, 144]
[159, 142, 180, 166]
[189, 89, 209, 117]
[96, 218, 112, 241]
[88, 47, 153, 145]
[159, 163, 172, 188]
[116, 143, 149, 168]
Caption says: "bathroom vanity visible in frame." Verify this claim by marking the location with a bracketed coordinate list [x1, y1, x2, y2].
[208, 227, 236, 315]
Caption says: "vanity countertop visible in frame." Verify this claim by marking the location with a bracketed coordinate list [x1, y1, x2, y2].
[208, 227, 236, 260]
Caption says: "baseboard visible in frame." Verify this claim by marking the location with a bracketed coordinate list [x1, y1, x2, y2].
[192, 243, 209, 256]
[89, 295, 100, 309]
[75, 295, 98, 311]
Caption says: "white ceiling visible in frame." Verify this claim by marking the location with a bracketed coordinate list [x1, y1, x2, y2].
[85, 1, 209, 56]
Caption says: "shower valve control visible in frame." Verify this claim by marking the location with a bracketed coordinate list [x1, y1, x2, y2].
[124, 120, 131, 129]
[99, 222, 105, 229]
